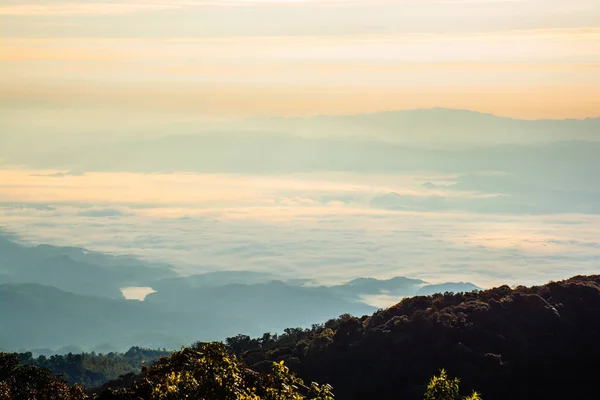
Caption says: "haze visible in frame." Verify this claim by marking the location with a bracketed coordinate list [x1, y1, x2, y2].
[1, 0, 599, 302]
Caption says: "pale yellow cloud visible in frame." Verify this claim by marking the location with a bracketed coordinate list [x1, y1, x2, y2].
[0, 170, 258, 204]
[2, 30, 598, 83]
[3, 28, 599, 59]
[0, 3, 177, 16]
[1, 28, 598, 119]
[0, 0, 533, 16]
[0, 168, 491, 210]
[0, 169, 367, 205]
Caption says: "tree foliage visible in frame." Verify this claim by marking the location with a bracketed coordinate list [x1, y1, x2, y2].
[424, 370, 482, 400]
[2, 346, 475, 400]
[424, 369, 460, 400]
[0, 352, 87, 400]
[228, 275, 600, 399]
[96, 342, 334, 400]
[16, 347, 170, 388]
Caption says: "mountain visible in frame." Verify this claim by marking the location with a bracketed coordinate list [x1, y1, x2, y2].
[341, 276, 426, 294]
[0, 283, 167, 349]
[4, 109, 600, 177]
[417, 282, 481, 296]
[145, 280, 376, 334]
[150, 272, 476, 308]
[151, 270, 279, 291]
[0, 273, 480, 352]
[229, 275, 600, 400]
[0, 278, 376, 351]
[0, 234, 484, 352]
[0, 283, 245, 351]
[237, 108, 600, 144]
[0, 232, 176, 298]
[323, 277, 428, 303]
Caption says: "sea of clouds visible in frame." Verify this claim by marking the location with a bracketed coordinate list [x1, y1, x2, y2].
[1, 169, 598, 290]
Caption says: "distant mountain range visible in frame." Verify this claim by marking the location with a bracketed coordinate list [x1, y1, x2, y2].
[3, 108, 600, 174]
[233, 108, 600, 144]
[0, 232, 480, 352]
[0, 233, 176, 298]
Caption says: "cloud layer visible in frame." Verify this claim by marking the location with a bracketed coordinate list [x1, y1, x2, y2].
[1, 170, 599, 289]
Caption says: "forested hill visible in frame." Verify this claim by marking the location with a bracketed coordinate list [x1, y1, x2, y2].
[2, 275, 600, 399]
[227, 275, 600, 400]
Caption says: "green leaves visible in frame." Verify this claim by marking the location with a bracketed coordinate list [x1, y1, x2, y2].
[0, 352, 88, 400]
[4, 345, 489, 400]
[424, 369, 460, 400]
[465, 391, 482, 400]
[99, 342, 334, 400]
[424, 369, 482, 400]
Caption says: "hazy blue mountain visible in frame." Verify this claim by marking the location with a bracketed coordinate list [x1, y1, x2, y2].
[4, 108, 600, 178]
[0, 233, 176, 298]
[325, 277, 427, 301]
[152, 273, 472, 304]
[0, 283, 195, 350]
[236, 108, 600, 144]
[4, 109, 598, 156]
[416, 282, 481, 296]
[0, 235, 482, 352]
[0, 283, 276, 351]
[21, 136, 600, 177]
[344, 276, 426, 291]
[0, 281, 373, 352]
[152, 271, 277, 292]
[144, 280, 376, 334]
[0, 273, 480, 352]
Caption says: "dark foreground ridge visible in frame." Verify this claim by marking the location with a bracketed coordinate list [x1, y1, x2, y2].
[2, 275, 600, 399]
[229, 275, 600, 400]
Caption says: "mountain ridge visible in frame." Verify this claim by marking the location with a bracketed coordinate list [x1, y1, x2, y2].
[0, 233, 485, 354]
[242, 107, 600, 123]
[228, 274, 600, 400]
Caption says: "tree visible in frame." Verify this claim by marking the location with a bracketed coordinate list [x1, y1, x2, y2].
[0, 353, 87, 400]
[424, 369, 482, 400]
[97, 342, 333, 400]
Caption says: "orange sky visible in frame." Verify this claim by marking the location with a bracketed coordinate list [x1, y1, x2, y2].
[1, 2, 599, 120]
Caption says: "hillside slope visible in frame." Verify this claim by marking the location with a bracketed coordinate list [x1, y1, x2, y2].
[229, 275, 600, 400]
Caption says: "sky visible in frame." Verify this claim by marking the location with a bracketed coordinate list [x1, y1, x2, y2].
[1, 0, 600, 122]
[1, 0, 600, 294]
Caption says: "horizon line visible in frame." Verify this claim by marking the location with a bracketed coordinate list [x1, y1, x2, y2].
[239, 107, 600, 122]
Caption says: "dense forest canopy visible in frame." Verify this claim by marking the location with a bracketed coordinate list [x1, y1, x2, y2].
[1, 343, 480, 400]
[14, 347, 171, 388]
[225, 275, 600, 399]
